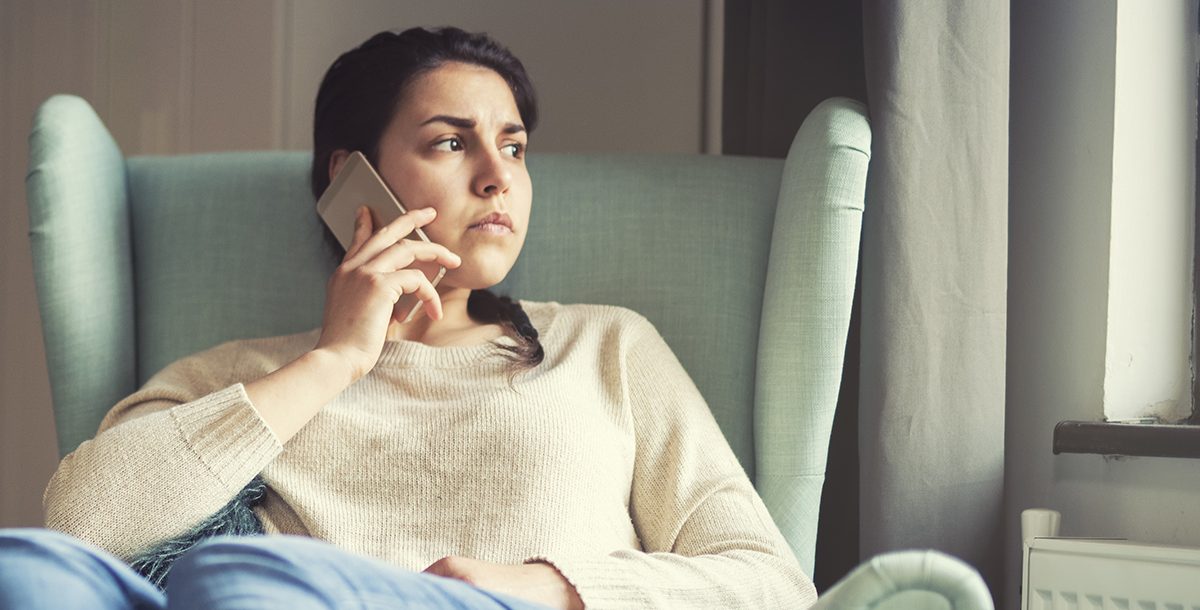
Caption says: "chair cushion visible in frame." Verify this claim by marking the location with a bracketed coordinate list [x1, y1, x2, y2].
[128, 150, 785, 473]
[127, 152, 331, 382]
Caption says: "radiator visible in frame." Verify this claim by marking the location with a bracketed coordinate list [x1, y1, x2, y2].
[1022, 537, 1200, 610]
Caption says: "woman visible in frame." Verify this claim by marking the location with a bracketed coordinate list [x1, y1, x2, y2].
[0, 27, 816, 609]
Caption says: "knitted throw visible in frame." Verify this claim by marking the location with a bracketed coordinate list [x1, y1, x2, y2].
[128, 476, 267, 590]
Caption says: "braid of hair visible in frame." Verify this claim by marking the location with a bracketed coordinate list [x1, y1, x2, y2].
[467, 288, 544, 384]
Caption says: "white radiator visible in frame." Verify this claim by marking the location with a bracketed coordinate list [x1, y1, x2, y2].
[1022, 537, 1200, 610]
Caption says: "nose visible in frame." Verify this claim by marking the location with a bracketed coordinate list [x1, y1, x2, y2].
[472, 147, 512, 198]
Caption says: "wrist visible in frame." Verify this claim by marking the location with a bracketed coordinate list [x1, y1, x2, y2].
[305, 347, 362, 386]
[528, 560, 584, 610]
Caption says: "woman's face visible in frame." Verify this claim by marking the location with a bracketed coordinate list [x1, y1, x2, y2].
[371, 61, 532, 290]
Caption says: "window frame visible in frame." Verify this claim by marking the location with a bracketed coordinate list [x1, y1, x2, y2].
[1053, 2, 1200, 457]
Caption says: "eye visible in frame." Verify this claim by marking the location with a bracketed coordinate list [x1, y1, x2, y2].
[503, 143, 525, 158]
[433, 137, 464, 152]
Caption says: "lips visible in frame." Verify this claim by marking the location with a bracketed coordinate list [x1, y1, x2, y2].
[470, 212, 513, 230]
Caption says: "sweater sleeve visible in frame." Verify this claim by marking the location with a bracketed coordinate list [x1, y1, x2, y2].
[42, 342, 283, 562]
[525, 314, 818, 609]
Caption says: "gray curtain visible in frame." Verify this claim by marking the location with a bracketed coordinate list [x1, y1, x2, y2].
[859, 0, 1009, 601]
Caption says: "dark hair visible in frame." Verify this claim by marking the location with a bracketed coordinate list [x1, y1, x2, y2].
[310, 26, 543, 381]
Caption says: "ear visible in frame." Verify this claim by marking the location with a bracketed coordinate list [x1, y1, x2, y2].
[328, 149, 351, 182]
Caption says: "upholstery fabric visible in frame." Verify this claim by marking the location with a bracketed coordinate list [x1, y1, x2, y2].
[753, 99, 869, 573]
[27, 95, 137, 455]
[27, 94, 869, 580]
[811, 549, 993, 610]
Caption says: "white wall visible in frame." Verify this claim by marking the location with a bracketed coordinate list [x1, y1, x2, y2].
[1105, 0, 1196, 423]
[0, 0, 721, 528]
[1007, 0, 1200, 605]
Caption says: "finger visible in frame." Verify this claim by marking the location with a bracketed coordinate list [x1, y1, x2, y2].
[422, 558, 449, 576]
[345, 207, 437, 269]
[387, 269, 443, 321]
[366, 239, 462, 273]
[343, 206, 373, 262]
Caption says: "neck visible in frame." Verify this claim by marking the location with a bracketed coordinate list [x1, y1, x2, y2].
[386, 285, 476, 344]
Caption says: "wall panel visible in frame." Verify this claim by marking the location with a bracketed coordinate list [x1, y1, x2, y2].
[192, 0, 283, 151]
[284, 1, 707, 153]
[0, 0, 107, 528]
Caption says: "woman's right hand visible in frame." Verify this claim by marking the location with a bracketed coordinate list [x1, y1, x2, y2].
[314, 205, 462, 381]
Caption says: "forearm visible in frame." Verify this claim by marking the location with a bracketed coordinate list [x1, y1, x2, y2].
[243, 348, 357, 444]
[44, 384, 282, 560]
[532, 549, 815, 610]
[42, 346, 351, 559]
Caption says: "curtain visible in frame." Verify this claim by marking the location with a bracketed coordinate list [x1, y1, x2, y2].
[859, 0, 1009, 600]
[722, 0, 1009, 599]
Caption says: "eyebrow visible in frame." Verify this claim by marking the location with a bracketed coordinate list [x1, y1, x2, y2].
[419, 115, 526, 135]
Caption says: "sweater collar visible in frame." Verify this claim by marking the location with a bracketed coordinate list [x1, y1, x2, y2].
[372, 299, 556, 369]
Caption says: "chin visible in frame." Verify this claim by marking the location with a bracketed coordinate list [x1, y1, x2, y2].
[443, 262, 514, 291]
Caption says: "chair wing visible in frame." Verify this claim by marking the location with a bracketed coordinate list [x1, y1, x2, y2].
[755, 98, 871, 574]
[27, 95, 137, 457]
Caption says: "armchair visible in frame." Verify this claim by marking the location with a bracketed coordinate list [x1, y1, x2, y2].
[26, 93, 991, 608]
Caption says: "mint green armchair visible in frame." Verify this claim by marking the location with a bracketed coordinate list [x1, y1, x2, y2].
[26, 94, 991, 608]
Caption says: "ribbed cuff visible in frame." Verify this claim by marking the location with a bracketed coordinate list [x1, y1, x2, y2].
[523, 554, 647, 609]
[170, 383, 283, 491]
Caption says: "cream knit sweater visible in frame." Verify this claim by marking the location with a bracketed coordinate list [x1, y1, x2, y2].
[43, 300, 817, 608]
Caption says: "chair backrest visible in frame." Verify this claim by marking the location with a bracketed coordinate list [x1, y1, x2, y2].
[26, 94, 869, 574]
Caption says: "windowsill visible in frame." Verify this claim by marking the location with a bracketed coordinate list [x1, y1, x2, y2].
[1053, 420, 1200, 458]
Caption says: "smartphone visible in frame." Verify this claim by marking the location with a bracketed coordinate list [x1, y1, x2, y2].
[316, 150, 447, 324]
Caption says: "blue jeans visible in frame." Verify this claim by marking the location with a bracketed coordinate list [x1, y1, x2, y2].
[0, 528, 556, 609]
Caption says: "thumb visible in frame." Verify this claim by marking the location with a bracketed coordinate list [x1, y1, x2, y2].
[422, 556, 454, 577]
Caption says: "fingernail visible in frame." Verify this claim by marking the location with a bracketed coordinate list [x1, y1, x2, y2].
[422, 207, 437, 216]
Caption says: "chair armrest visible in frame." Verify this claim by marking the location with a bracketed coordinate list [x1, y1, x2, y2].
[813, 550, 993, 610]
